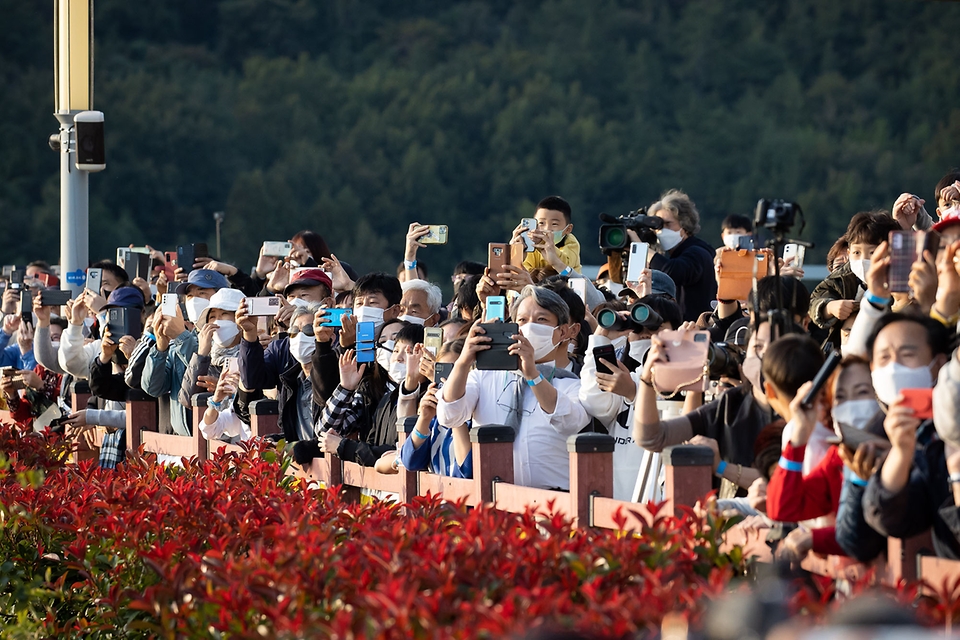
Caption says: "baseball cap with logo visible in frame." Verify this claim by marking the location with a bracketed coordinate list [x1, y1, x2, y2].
[175, 269, 230, 296]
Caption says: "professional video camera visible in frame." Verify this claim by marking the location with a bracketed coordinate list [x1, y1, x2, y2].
[598, 209, 663, 252]
[596, 302, 663, 333]
[707, 342, 744, 380]
[754, 199, 803, 234]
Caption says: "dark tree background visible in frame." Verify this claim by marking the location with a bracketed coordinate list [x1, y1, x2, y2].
[3, 0, 960, 290]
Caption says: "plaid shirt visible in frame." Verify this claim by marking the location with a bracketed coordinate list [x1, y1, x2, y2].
[99, 427, 125, 469]
[317, 384, 365, 437]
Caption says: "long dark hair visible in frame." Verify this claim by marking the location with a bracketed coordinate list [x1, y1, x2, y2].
[291, 230, 332, 261]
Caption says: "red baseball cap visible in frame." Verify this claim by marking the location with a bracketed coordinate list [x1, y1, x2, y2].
[934, 206, 960, 233]
[283, 268, 333, 296]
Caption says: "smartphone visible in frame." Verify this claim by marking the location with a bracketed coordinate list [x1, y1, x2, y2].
[356, 321, 376, 345]
[1, 265, 13, 279]
[36, 273, 55, 288]
[488, 243, 509, 275]
[38, 290, 72, 307]
[177, 243, 209, 272]
[85, 268, 102, 295]
[736, 235, 756, 251]
[106, 307, 143, 340]
[356, 348, 376, 364]
[420, 225, 449, 245]
[485, 295, 506, 322]
[19, 290, 32, 322]
[570, 278, 587, 303]
[164, 251, 178, 268]
[161, 293, 179, 317]
[520, 218, 538, 252]
[245, 296, 281, 316]
[319, 308, 352, 327]
[424, 327, 444, 356]
[122, 252, 151, 281]
[475, 322, 520, 371]
[262, 241, 293, 257]
[800, 350, 843, 409]
[1, 368, 24, 390]
[434, 362, 454, 385]
[225, 357, 240, 375]
[593, 344, 617, 375]
[887, 231, 940, 293]
[901, 388, 933, 420]
[626, 242, 649, 283]
[8, 268, 24, 291]
[826, 422, 887, 449]
[783, 243, 805, 269]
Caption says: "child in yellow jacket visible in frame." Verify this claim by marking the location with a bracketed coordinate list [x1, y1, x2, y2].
[512, 196, 582, 274]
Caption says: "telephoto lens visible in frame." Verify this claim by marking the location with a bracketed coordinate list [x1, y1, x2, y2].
[596, 308, 632, 332]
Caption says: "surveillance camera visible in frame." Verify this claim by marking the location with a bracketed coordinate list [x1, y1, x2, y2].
[48, 133, 60, 152]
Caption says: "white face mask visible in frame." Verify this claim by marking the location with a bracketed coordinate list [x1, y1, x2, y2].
[832, 398, 881, 431]
[289, 332, 316, 365]
[630, 339, 652, 362]
[289, 297, 311, 309]
[611, 335, 628, 352]
[50, 341, 60, 349]
[553, 229, 568, 244]
[376, 340, 395, 372]
[657, 228, 683, 251]
[850, 259, 870, 284]
[520, 322, 559, 361]
[96, 312, 108, 328]
[742, 353, 762, 390]
[387, 359, 407, 384]
[398, 314, 426, 326]
[354, 306, 385, 329]
[871, 361, 933, 406]
[184, 297, 210, 324]
[722, 234, 741, 250]
[212, 320, 240, 347]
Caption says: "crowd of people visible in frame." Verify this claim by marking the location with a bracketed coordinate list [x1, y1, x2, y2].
[6, 176, 960, 567]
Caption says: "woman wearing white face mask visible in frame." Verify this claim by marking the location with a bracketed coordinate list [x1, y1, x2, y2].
[437, 286, 590, 491]
[767, 357, 888, 563]
[645, 189, 717, 322]
[579, 296, 682, 501]
[315, 323, 428, 468]
[178, 288, 246, 409]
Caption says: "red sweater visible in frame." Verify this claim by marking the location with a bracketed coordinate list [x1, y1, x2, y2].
[767, 442, 846, 556]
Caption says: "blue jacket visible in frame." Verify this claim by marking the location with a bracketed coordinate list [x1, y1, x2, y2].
[141, 330, 199, 437]
[399, 417, 473, 479]
[0, 331, 36, 370]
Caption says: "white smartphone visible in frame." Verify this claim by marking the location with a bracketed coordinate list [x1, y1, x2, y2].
[569, 278, 587, 302]
[520, 218, 538, 252]
[626, 242, 649, 283]
[225, 357, 240, 374]
[783, 243, 805, 269]
[246, 296, 281, 316]
[85, 268, 102, 294]
[262, 241, 293, 257]
[161, 293, 179, 317]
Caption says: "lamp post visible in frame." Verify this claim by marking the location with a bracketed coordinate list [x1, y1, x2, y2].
[213, 211, 225, 258]
[54, 0, 102, 294]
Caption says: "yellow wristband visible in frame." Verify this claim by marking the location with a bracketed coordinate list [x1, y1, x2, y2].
[930, 307, 959, 328]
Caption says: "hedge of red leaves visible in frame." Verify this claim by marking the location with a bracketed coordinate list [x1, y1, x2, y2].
[0, 423, 750, 638]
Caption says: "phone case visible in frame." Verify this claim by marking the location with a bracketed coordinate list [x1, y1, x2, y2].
[38, 290, 72, 306]
[887, 231, 916, 293]
[485, 296, 506, 322]
[356, 348, 376, 364]
[85, 268, 102, 293]
[488, 243, 509, 274]
[475, 322, 520, 371]
[421, 226, 448, 244]
[106, 308, 143, 340]
[832, 422, 887, 449]
[320, 308, 352, 327]
[521, 219, 537, 252]
[434, 362, 454, 384]
[424, 328, 443, 355]
[717, 249, 768, 301]
[356, 322, 376, 344]
[626, 242, 648, 283]
[246, 296, 281, 316]
[593, 345, 616, 375]
[651, 329, 710, 396]
[19, 291, 32, 318]
[901, 388, 933, 420]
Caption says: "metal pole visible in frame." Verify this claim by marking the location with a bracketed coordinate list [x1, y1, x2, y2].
[213, 210, 225, 258]
[57, 113, 88, 296]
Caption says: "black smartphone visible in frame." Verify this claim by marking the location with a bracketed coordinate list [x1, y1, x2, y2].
[475, 322, 519, 371]
[593, 344, 617, 375]
[177, 243, 209, 273]
[38, 290, 72, 306]
[9, 268, 24, 291]
[19, 290, 32, 323]
[434, 362, 454, 386]
[800, 349, 842, 409]
[106, 307, 143, 340]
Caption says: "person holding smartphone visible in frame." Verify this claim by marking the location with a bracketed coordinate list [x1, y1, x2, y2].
[437, 285, 589, 491]
[178, 288, 246, 410]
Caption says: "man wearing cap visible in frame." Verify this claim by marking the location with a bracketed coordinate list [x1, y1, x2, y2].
[141, 269, 229, 437]
[58, 284, 143, 379]
[178, 287, 246, 408]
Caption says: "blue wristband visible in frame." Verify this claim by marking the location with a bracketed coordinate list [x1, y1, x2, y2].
[715, 460, 727, 476]
[778, 456, 803, 473]
[411, 429, 429, 440]
[404, 260, 417, 270]
[559, 266, 573, 277]
[866, 291, 891, 307]
[848, 476, 868, 487]
[526, 373, 545, 387]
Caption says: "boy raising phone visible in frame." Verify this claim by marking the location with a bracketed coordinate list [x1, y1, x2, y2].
[511, 196, 582, 275]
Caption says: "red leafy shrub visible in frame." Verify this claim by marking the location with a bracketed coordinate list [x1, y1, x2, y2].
[0, 422, 743, 637]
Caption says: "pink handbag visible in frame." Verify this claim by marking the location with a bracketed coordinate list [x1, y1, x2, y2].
[651, 329, 710, 396]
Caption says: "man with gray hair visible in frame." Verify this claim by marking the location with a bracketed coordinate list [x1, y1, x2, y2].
[398, 279, 443, 327]
[437, 285, 589, 490]
[646, 189, 717, 321]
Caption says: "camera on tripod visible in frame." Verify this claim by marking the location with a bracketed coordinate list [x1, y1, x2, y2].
[755, 199, 802, 234]
[598, 209, 663, 252]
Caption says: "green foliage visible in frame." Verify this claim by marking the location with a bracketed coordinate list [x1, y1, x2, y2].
[3, 0, 960, 287]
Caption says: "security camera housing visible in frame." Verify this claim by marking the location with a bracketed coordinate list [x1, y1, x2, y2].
[74, 110, 105, 172]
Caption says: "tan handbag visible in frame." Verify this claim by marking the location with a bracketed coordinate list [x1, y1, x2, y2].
[651, 329, 710, 396]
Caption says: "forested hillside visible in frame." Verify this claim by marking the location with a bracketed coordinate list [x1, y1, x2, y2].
[3, 0, 960, 279]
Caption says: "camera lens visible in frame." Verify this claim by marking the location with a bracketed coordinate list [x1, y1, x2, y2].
[597, 309, 629, 332]
[603, 227, 625, 249]
[630, 302, 663, 331]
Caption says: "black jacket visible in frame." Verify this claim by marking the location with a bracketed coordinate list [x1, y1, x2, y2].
[337, 381, 427, 467]
[649, 235, 718, 322]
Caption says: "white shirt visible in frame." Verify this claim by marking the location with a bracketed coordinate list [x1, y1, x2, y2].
[200, 405, 251, 442]
[59, 323, 101, 380]
[437, 368, 589, 490]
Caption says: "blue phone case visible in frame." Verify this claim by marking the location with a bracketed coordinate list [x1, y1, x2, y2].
[356, 321, 376, 343]
[356, 348, 376, 363]
[321, 308, 352, 327]
[486, 297, 506, 322]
